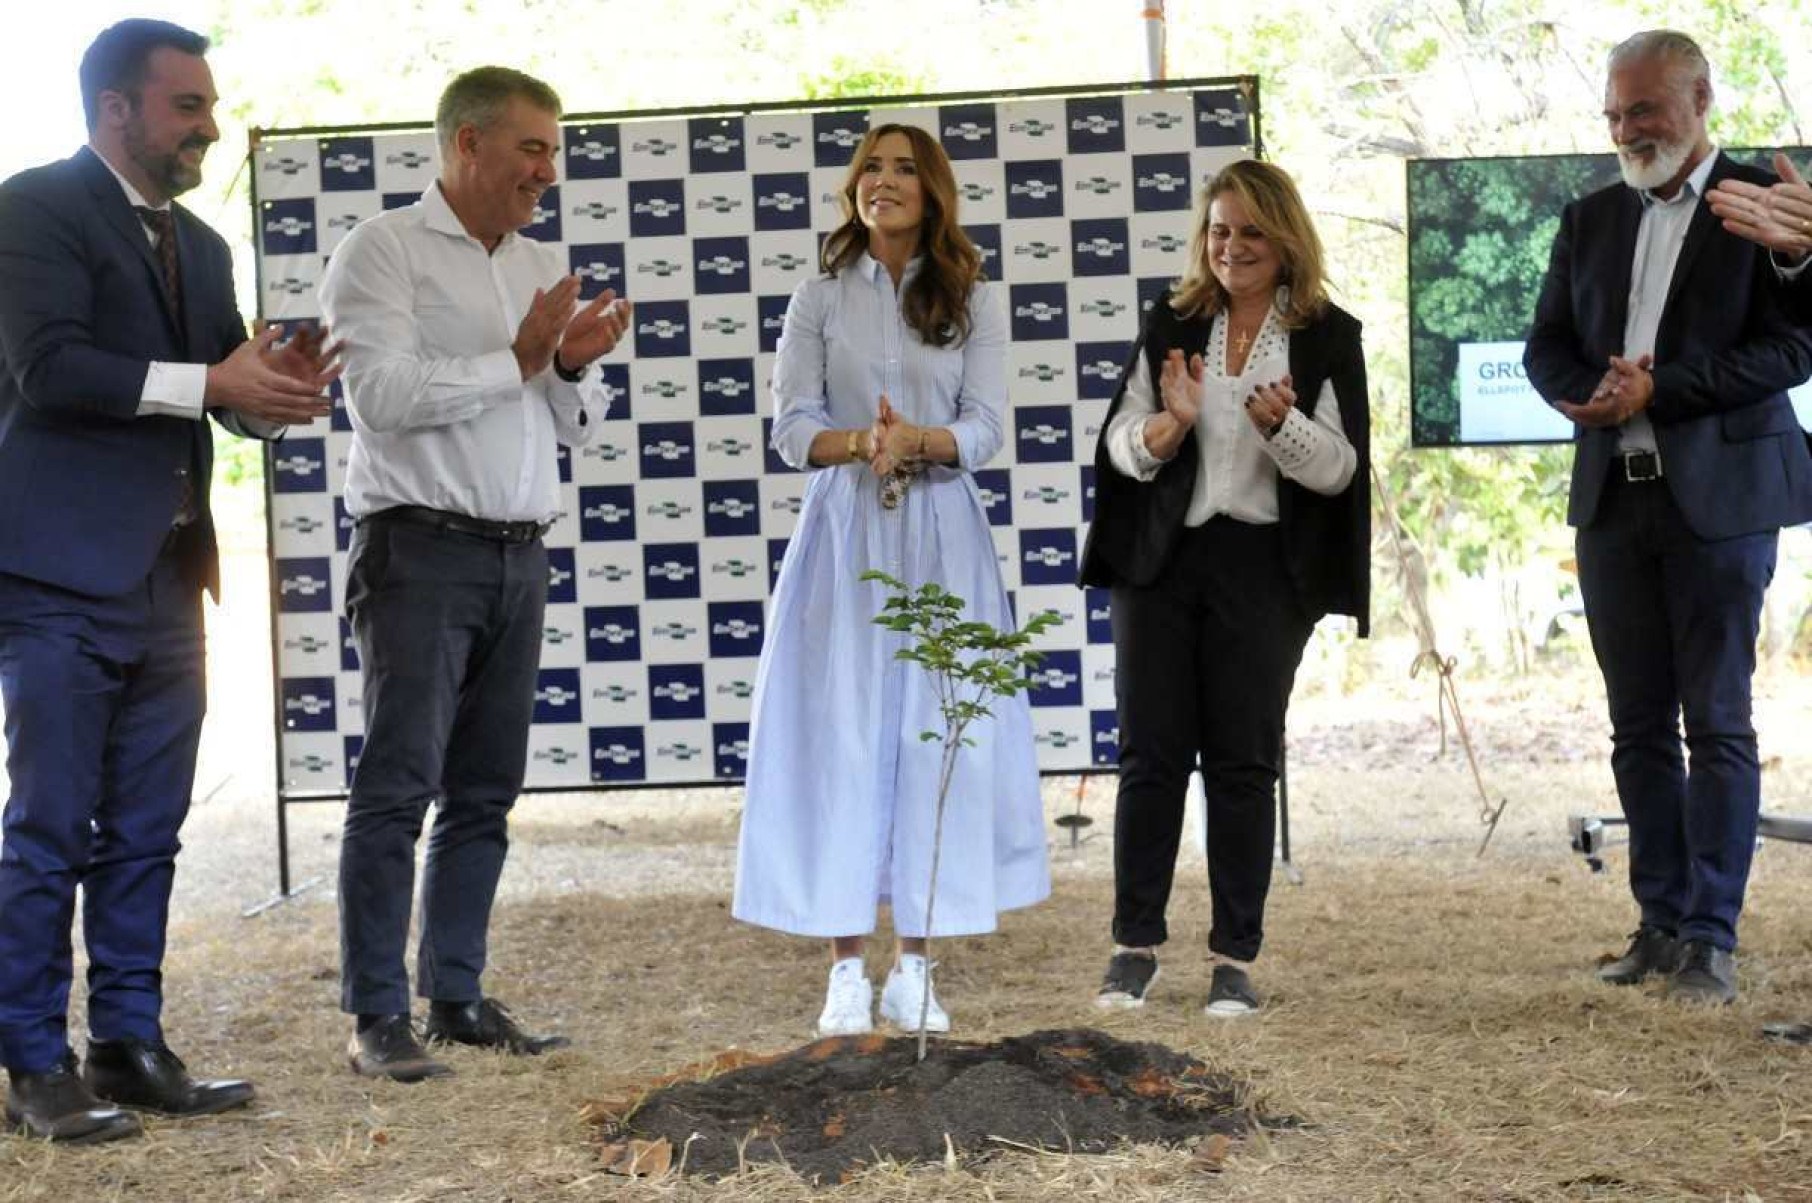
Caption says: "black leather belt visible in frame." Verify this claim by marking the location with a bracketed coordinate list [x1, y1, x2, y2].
[1616, 450, 1663, 482]
[367, 505, 551, 544]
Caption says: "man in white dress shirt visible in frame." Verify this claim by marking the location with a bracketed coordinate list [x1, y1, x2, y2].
[318, 66, 630, 1081]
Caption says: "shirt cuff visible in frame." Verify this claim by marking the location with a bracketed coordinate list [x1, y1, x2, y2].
[1131, 416, 1173, 474]
[137, 361, 208, 419]
[1775, 250, 1812, 280]
[1264, 408, 1318, 471]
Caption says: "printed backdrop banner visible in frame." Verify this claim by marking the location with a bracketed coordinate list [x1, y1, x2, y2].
[255, 80, 1259, 798]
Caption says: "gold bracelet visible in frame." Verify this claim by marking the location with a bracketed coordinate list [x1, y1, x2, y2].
[847, 430, 861, 462]
[917, 427, 929, 459]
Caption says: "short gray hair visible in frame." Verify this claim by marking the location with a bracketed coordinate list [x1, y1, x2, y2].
[1607, 29, 1711, 99]
[435, 66, 561, 150]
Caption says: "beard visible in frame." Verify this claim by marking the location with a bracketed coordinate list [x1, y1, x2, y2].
[123, 113, 207, 198]
[1617, 134, 1693, 192]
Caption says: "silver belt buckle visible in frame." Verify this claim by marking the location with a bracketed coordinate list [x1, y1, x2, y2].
[1621, 451, 1662, 482]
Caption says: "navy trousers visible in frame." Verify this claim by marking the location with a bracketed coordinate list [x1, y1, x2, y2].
[1109, 518, 1313, 962]
[1576, 473, 1777, 953]
[338, 515, 547, 1017]
[0, 546, 205, 1072]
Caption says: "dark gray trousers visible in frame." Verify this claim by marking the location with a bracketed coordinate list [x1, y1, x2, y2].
[338, 514, 547, 1016]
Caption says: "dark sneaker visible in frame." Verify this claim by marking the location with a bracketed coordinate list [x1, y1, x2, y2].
[1204, 962, 1260, 1016]
[1597, 925, 1680, 985]
[1666, 940, 1737, 1006]
[1095, 952, 1160, 1010]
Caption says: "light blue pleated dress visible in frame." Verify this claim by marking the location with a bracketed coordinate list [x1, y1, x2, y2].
[731, 254, 1051, 938]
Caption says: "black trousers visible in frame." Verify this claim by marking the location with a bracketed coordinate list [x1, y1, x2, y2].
[1109, 517, 1313, 962]
[338, 515, 548, 1016]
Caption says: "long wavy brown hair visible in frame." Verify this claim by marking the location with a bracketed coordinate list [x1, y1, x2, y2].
[820, 123, 981, 348]
[1170, 159, 1328, 329]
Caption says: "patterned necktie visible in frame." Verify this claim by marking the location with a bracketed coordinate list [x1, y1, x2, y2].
[134, 205, 182, 317]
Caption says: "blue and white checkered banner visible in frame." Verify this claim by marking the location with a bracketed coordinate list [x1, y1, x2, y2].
[256, 81, 1258, 797]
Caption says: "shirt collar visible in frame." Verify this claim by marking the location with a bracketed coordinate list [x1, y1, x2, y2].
[857, 249, 921, 283]
[421, 180, 515, 248]
[93, 148, 162, 212]
[1641, 146, 1719, 208]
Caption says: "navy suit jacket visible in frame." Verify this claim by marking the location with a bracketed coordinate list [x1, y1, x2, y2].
[0, 146, 253, 600]
[1524, 153, 1812, 541]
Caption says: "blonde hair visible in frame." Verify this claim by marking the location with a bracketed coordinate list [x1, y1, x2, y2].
[1170, 159, 1328, 329]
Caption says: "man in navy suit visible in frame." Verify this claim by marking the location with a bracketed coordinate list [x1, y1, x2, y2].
[1525, 30, 1812, 1006]
[0, 19, 337, 1142]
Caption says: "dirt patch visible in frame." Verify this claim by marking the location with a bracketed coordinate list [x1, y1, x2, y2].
[586, 1028, 1268, 1183]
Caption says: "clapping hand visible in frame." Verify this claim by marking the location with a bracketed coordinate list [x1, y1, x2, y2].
[205, 324, 338, 425]
[1244, 374, 1297, 436]
[1707, 153, 1812, 258]
[511, 275, 583, 381]
[870, 394, 905, 476]
[1159, 348, 1204, 428]
[557, 288, 633, 371]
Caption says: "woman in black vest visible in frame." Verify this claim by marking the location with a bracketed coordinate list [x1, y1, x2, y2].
[1079, 159, 1370, 1015]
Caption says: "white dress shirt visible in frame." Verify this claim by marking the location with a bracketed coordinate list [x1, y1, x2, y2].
[1105, 298, 1356, 524]
[319, 183, 610, 522]
[1618, 148, 1719, 455]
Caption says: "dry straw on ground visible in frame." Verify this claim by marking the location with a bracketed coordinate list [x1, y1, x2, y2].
[3, 570, 1812, 1200]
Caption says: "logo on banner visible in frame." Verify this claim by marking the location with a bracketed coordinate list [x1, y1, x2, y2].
[643, 543, 702, 600]
[813, 112, 869, 166]
[282, 633, 331, 656]
[1010, 282, 1069, 341]
[703, 481, 761, 537]
[262, 154, 309, 176]
[1077, 341, 1134, 399]
[639, 378, 688, 401]
[1017, 363, 1065, 384]
[593, 682, 640, 706]
[938, 104, 998, 159]
[1078, 298, 1128, 320]
[758, 295, 791, 354]
[972, 469, 1012, 526]
[585, 605, 641, 661]
[590, 728, 646, 781]
[756, 129, 804, 151]
[1195, 91, 1248, 145]
[689, 117, 747, 173]
[629, 179, 686, 237]
[1005, 161, 1063, 218]
[271, 438, 326, 492]
[1027, 650, 1083, 706]
[713, 722, 752, 777]
[533, 745, 582, 767]
[708, 601, 765, 658]
[571, 200, 621, 223]
[533, 669, 583, 722]
[1091, 710, 1120, 762]
[569, 244, 625, 297]
[635, 258, 685, 279]
[1066, 97, 1127, 154]
[633, 300, 692, 359]
[1072, 218, 1130, 275]
[579, 485, 637, 542]
[261, 199, 317, 254]
[546, 548, 577, 604]
[629, 136, 679, 157]
[524, 185, 561, 242]
[650, 664, 707, 719]
[565, 128, 621, 178]
[1020, 529, 1079, 583]
[753, 172, 812, 230]
[281, 677, 336, 731]
[318, 136, 375, 190]
[1136, 109, 1187, 130]
[385, 149, 432, 170]
[276, 557, 332, 612]
[1011, 239, 1063, 262]
[638, 421, 696, 478]
[1007, 116, 1058, 137]
[1015, 405, 1074, 462]
[709, 558, 761, 582]
[1133, 153, 1193, 211]
[694, 236, 751, 293]
[278, 513, 324, 536]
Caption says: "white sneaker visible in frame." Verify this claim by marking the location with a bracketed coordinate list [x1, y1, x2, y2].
[815, 957, 873, 1037]
[879, 954, 951, 1033]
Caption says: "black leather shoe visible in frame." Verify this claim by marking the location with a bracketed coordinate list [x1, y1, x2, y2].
[348, 1015, 452, 1082]
[84, 1038, 255, 1116]
[1666, 940, 1738, 1006]
[6, 1054, 142, 1144]
[425, 998, 571, 1055]
[1597, 925, 1680, 985]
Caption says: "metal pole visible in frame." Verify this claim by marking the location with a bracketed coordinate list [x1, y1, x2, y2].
[1141, 0, 1168, 82]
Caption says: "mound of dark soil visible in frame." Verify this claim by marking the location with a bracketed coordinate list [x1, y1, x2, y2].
[588, 1027, 1273, 1183]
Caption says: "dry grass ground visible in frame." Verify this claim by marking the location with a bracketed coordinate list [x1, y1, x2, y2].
[4, 550, 1812, 1201]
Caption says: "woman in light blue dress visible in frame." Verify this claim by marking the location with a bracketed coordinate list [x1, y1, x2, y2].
[731, 123, 1049, 1037]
